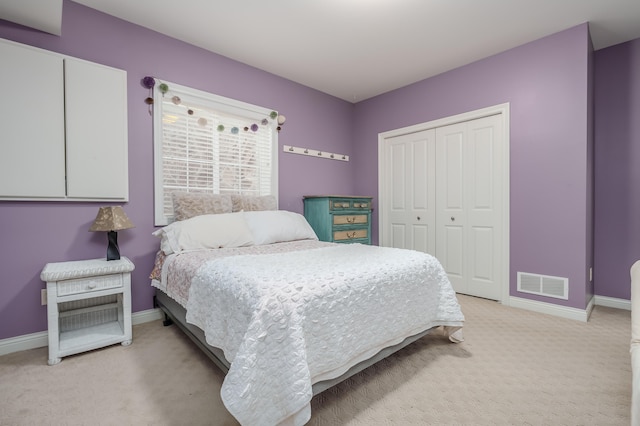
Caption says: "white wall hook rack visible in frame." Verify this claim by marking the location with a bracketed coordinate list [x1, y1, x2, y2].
[283, 145, 349, 162]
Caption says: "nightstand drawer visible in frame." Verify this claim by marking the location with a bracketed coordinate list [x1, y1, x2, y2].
[56, 274, 123, 296]
[333, 214, 368, 226]
[334, 229, 368, 241]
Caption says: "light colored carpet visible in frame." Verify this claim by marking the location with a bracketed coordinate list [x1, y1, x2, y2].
[0, 295, 631, 425]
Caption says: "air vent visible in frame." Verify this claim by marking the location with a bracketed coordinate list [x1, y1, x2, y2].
[517, 272, 568, 300]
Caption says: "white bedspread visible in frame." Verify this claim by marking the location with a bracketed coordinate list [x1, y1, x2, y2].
[183, 243, 464, 426]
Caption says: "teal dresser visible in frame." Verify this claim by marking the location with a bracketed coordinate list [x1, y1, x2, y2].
[303, 195, 372, 244]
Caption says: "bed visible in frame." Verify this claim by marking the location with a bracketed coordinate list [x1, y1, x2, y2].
[149, 194, 465, 426]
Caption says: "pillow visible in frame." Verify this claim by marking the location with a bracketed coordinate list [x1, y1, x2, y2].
[172, 191, 232, 221]
[231, 195, 277, 212]
[152, 212, 254, 254]
[243, 210, 318, 245]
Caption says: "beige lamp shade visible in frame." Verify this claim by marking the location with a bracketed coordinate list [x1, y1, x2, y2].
[89, 206, 134, 232]
[89, 206, 134, 261]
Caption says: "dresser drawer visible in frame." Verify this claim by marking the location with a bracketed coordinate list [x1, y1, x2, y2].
[56, 274, 123, 296]
[352, 201, 370, 209]
[333, 214, 368, 226]
[334, 229, 368, 242]
[329, 199, 371, 210]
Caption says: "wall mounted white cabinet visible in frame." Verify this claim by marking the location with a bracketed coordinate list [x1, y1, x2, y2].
[0, 39, 128, 201]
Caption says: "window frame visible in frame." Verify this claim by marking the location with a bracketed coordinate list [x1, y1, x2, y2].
[152, 80, 278, 226]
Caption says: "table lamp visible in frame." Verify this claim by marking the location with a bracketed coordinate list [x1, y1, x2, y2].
[89, 206, 134, 261]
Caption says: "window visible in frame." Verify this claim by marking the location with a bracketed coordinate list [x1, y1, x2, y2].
[152, 80, 278, 225]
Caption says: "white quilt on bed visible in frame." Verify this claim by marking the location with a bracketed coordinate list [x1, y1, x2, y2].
[183, 243, 464, 426]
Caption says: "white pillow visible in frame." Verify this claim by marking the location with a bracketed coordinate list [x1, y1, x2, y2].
[243, 210, 318, 245]
[152, 212, 254, 254]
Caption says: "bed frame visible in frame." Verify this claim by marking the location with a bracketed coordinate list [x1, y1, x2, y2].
[154, 289, 437, 395]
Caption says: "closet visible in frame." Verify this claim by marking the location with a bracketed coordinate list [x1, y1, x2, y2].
[379, 108, 507, 301]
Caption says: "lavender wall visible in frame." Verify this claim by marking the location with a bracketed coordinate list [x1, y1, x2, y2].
[0, 1, 355, 340]
[352, 24, 593, 309]
[594, 38, 640, 300]
[0, 4, 632, 342]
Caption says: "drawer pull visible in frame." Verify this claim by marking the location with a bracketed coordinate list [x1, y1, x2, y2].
[87, 283, 97, 290]
[346, 216, 355, 223]
[347, 232, 357, 239]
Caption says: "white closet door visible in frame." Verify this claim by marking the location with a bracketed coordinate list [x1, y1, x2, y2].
[0, 41, 65, 197]
[65, 58, 128, 200]
[436, 114, 503, 300]
[435, 123, 466, 292]
[382, 130, 436, 254]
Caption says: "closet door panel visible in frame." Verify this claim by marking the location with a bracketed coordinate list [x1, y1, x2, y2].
[391, 224, 406, 248]
[436, 123, 467, 292]
[390, 143, 406, 211]
[444, 225, 464, 276]
[436, 116, 502, 299]
[466, 115, 502, 300]
[471, 127, 494, 209]
[471, 226, 494, 281]
[383, 130, 436, 253]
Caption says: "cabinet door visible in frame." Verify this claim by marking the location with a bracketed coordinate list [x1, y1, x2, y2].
[64, 59, 128, 200]
[0, 41, 66, 197]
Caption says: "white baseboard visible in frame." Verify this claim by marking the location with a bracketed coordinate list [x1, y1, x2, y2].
[0, 308, 163, 357]
[594, 295, 631, 311]
[0, 330, 48, 357]
[509, 296, 595, 322]
[508, 295, 631, 322]
[2, 295, 631, 357]
[132, 307, 164, 324]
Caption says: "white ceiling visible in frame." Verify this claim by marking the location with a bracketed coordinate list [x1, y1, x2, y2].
[3, 0, 640, 102]
[0, 0, 62, 36]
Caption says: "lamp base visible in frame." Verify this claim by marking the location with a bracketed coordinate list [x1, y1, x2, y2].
[106, 231, 121, 261]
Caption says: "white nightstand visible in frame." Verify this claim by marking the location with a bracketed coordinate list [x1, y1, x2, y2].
[41, 257, 135, 365]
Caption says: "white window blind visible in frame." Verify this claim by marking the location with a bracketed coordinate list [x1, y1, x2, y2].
[153, 80, 278, 225]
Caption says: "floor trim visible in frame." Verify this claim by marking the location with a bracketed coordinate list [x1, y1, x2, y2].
[0, 308, 163, 356]
[1, 297, 630, 356]
[509, 296, 596, 322]
[594, 295, 631, 311]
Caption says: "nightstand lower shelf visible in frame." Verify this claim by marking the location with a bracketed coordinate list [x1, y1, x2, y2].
[58, 321, 129, 354]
